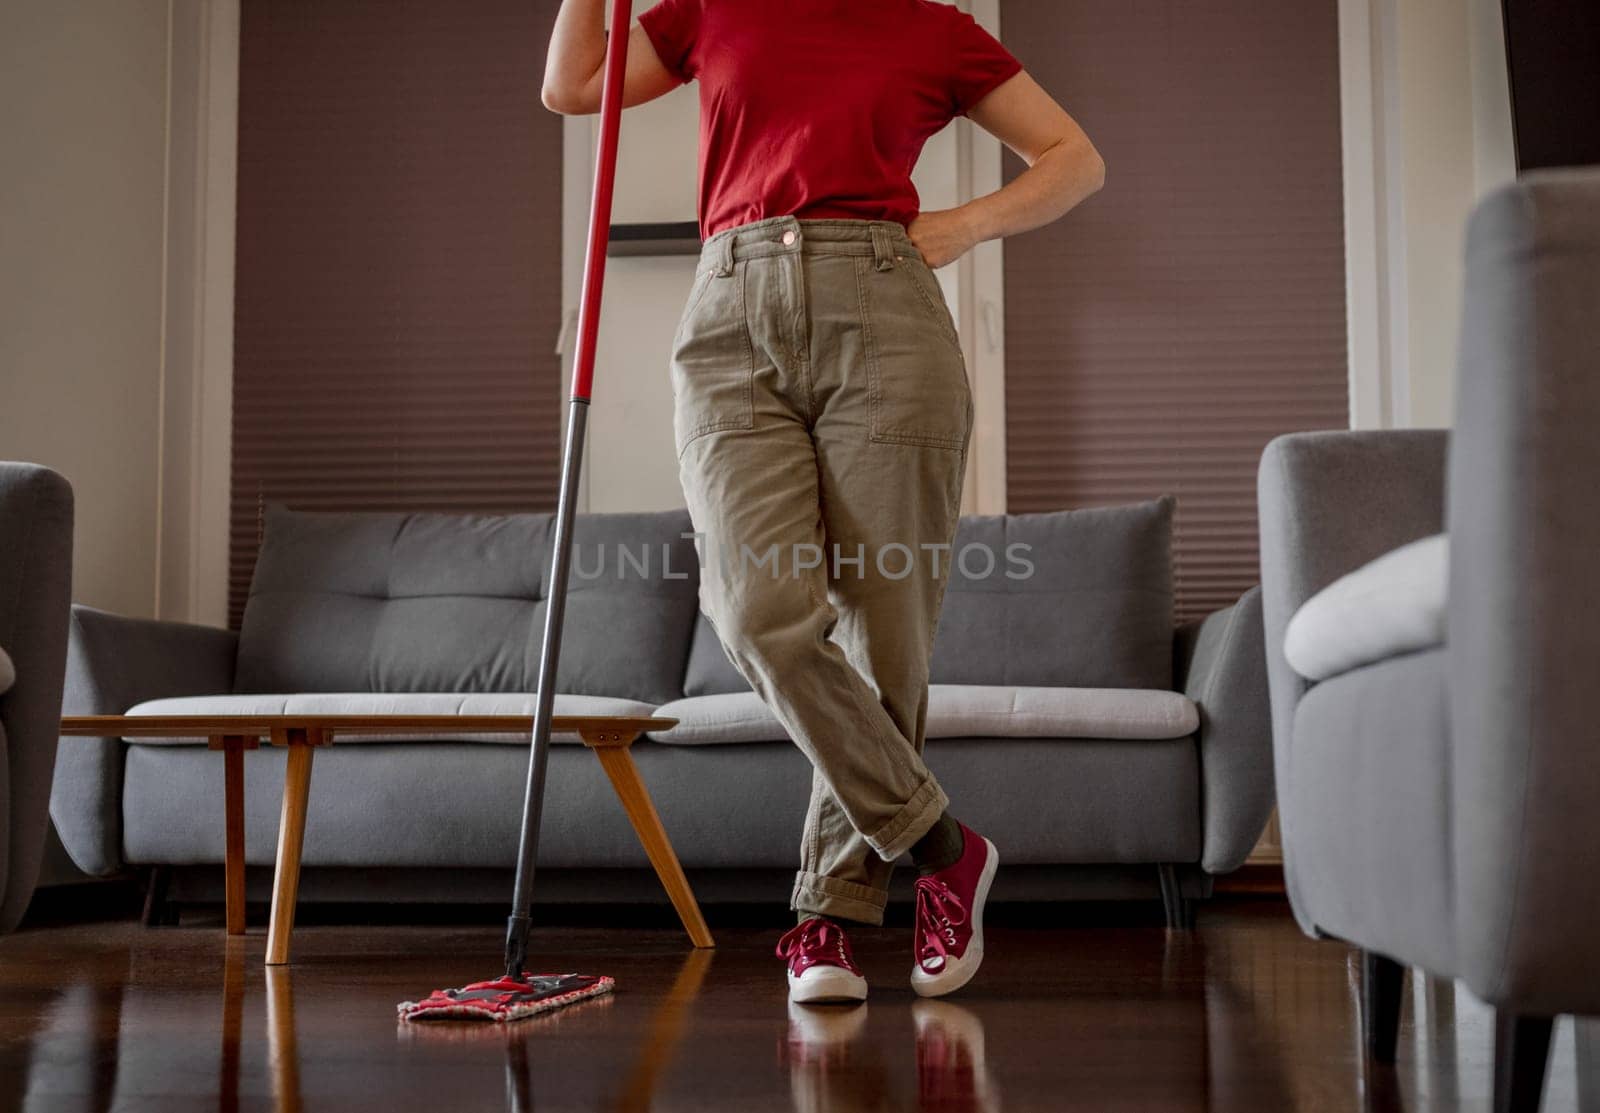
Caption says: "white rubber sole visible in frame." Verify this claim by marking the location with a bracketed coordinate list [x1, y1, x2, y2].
[911, 837, 999, 998]
[788, 964, 868, 1005]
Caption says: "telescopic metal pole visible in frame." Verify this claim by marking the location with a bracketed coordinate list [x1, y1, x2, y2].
[505, 0, 633, 979]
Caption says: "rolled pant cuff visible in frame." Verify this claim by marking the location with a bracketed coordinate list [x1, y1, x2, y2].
[792, 872, 889, 927]
[865, 774, 949, 862]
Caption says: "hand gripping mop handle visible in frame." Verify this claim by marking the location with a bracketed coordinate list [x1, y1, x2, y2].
[505, 0, 633, 979]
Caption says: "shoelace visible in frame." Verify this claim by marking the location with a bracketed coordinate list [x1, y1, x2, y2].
[776, 917, 850, 969]
[913, 876, 969, 974]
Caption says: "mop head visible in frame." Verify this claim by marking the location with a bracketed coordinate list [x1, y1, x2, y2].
[398, 973, 614, 1023]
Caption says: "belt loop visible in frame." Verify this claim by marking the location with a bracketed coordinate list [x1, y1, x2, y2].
[870, 225, 897, 271]
[715, 233, 735, 277]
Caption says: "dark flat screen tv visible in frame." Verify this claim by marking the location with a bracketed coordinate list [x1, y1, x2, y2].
[1500, 0, 1600, 171]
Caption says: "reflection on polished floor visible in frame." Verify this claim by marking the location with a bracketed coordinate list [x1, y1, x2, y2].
[1, 901, 1597, 1112]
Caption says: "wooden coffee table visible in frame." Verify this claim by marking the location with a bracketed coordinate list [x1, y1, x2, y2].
[58, 714, 711, 964]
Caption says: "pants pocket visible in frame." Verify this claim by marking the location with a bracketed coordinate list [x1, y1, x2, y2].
[856, 255, 972, 451]
[669, 264, 754, 457]
[668, 267, 715, 352]
[899, 254, 964, 350]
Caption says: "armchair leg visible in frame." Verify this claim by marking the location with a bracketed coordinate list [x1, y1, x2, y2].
[1361, 951, 1406, 1064]
[1156, 864, 1194, 930]
[1494, 1012, 1554, 1113]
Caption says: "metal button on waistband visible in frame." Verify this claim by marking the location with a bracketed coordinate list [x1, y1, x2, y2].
[781, 230, 797, 246]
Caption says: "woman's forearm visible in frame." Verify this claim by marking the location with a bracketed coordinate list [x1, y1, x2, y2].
[961, 133, 1105, 246]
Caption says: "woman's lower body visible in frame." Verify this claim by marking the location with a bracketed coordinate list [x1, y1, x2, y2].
[669, 215, 998, 1000]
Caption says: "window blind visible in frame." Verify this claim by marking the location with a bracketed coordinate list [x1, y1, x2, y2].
[998, 1, 1349, 620]
[230, 0, 565, 626]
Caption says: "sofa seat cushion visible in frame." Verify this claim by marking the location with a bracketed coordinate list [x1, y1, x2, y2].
[1284, 534, 1448, 682]
[121, 692, 659, 745]
[649, 684, 1199, 745]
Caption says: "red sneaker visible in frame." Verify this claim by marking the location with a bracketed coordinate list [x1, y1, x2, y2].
[911, 823, 999, 997]
[778, 917, 868, 1004]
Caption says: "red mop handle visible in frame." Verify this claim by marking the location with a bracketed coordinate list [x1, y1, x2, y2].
[569, 0, 635, 403]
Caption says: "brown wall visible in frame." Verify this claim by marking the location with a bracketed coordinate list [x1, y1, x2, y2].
[231, 0, 564, 625]
[1000, 1, 1350, 619]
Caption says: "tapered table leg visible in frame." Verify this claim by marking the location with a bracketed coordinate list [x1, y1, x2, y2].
[209, 735, 257, 936]
[583, 728, 714, 949]
[267, 728, 321, 966]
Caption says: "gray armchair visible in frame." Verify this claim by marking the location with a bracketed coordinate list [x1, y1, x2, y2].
[0, 463, 74, 933]
[1259, 168, 1600, 1113]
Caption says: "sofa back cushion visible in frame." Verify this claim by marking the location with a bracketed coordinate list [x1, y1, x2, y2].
[683, 610, 746, 696]
[235, 506, 699, 704]
[933, 499, 1175, 688]
[683, 497, 1176, 695]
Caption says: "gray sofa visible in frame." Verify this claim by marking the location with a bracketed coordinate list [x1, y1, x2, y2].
[1258, 169, 1600, 1112]
[52, 494, 1272, 920]
[0, 463, 74, 933]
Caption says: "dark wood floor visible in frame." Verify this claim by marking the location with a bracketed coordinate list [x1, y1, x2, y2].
[1, 897, 1594, 1112]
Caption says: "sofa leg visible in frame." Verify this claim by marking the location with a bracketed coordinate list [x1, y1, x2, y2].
[1495, 1012, 1554, 1113]
[1156, 864, 1194, 930]
[141, 866, 172, 928]
[1361, 951, 1405, 1064]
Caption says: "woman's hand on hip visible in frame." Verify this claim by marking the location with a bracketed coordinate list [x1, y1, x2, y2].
[906, 208, 979, 270]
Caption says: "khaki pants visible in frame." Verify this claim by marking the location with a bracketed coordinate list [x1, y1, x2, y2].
[670, 215, 973, 925]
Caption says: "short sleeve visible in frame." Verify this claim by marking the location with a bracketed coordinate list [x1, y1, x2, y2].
[637, 0, 701, 83]
[946, 9, 1023, 116]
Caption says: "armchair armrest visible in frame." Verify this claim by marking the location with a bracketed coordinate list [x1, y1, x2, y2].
[0, 463, 74, 932]
[1176, 587, 1272, 873]
[50, 606, 238, 875]
[1256, 429, 1449, 908]
[1448, 171, 1600, 1012]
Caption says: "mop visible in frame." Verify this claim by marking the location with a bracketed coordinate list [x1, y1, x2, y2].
[399, 0, 635, 1023]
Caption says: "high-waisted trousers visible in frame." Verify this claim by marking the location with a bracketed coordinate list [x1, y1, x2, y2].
[670, 214, 972, 925]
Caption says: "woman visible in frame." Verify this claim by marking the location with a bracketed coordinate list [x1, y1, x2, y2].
[544, 0, 1104, 1004]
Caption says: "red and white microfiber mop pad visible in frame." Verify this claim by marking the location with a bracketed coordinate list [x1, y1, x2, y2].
[398, 973, 614, 1023]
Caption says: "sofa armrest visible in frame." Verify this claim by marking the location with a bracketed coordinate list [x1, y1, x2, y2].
[1176, 588, 1272, 873]
[1448, 172, 1600, 1012]
[1256, 430, 1449, 910]
[50, 606, 238, 875]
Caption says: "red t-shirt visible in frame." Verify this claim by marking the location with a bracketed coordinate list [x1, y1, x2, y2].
[637, 0, 1023, 239]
